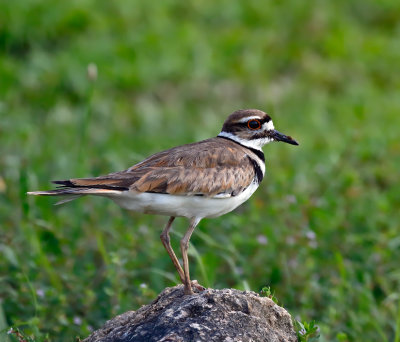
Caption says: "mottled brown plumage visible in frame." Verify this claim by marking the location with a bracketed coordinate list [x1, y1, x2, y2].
[28, 109, 298, 295]
[60, 138, 258, 197]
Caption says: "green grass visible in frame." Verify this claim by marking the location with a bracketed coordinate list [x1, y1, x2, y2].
[1, 0, 400, 341]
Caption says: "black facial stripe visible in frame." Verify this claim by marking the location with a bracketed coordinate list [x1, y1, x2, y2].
[260, 116, 271, 124]
[253, 116, 271, 124]
[249, 132, 271, 140]
[239, 116, 270, 127]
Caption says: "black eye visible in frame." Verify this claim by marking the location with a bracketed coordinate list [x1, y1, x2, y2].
[247, 119, 261, 130]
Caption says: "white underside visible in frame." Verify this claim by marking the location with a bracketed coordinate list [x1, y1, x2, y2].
[101, 181, 260, 219]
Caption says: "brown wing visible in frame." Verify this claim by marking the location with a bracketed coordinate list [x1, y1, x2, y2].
[58, 138, 256, 197]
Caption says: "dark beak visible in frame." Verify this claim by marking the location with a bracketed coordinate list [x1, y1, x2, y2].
[271, 130, 299, 145]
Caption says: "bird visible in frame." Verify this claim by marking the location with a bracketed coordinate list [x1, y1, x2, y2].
[28, 109, 298, 295]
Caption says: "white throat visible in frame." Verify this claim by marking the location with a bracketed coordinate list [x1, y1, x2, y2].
[217, 131, 273, 150]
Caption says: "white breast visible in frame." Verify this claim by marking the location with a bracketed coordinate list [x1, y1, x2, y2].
[103, 181, 260, 219]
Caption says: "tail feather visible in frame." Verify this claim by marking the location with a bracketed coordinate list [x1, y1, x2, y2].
[28, 188, 121, 195]
[52, 179, 130, 191]
[27, 188, 86, 205]
[52, 180, 75, 187]
[27, 189, 80, 196]
[55, 195, 83, 205]
[28, 188, 88, 196]
[27, 187, 121, 205]
[28, 177, 128, 206]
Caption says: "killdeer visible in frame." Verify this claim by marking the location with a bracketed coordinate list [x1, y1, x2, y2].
[28, 109, 298, 295]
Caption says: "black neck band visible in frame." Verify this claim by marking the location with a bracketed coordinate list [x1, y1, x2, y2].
[217, 135, 265, 162]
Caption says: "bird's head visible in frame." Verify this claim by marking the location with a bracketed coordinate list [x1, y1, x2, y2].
[218, 109, 299, 150]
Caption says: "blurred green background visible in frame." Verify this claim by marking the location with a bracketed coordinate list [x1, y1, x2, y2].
[1, 0, 400, 341]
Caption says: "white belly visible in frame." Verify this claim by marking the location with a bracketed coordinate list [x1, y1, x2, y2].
[105, 182, 260, 219]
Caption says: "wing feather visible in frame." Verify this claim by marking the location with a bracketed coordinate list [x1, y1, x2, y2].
[55, 138, 257, 197]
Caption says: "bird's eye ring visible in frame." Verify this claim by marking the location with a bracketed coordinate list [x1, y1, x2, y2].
[247, 119, 261, 130]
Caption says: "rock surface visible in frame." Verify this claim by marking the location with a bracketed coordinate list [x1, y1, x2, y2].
[84, 285, 297, 342]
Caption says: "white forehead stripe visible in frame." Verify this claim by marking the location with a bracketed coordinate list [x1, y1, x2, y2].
[237, 117, 275, 131]
[237, 116, 262, 123]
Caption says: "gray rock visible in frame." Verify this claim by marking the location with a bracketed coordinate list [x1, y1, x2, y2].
[84, 285, 297, 342]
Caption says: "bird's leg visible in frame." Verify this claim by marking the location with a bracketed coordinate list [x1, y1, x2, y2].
[160, 216, 185, 283]
[180, 217, 200, 295]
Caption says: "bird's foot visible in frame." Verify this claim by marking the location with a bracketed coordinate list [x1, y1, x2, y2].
[183, 280, 206, 295]
[191, 279, 206, 292]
